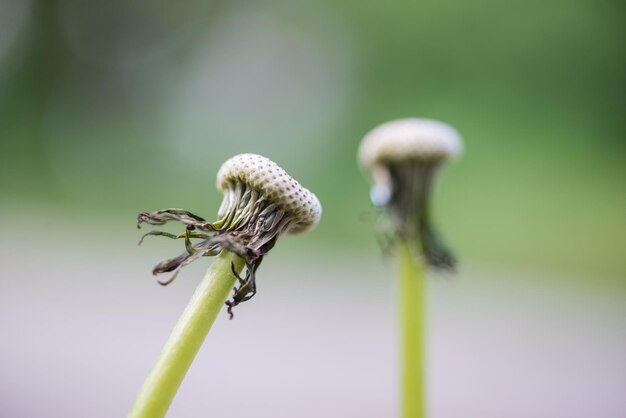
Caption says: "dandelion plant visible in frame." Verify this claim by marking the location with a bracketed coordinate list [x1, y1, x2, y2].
[130, 153, 321, 418]
[358, 119, 462, 418]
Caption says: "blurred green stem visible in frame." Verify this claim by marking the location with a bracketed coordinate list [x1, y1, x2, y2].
[398, 240, 426, 418]
[128, 250, 244, 418]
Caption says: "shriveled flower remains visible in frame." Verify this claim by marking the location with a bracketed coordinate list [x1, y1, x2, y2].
[374, 159, 456, 270]
[137, 180, 293, 318]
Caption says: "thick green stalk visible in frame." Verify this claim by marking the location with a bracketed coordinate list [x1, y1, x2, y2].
[129, 250, 245, 418]
[398, 240, 426, 418]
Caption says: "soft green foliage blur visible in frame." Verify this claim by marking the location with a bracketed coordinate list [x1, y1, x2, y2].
[1, 0, 624, 278]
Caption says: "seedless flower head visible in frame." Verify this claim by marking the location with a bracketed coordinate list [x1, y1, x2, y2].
[216, 154, 321, 235]
[359, 118, 462, 169]
[137, 153, 321, 317]
[358, 118, 462, 269]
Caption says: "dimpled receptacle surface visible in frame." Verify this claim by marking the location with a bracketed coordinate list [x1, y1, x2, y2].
[358, 118, 463, 169]
[216, 154, 321, 234]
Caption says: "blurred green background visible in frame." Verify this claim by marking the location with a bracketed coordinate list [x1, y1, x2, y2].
[1, 0, 624, 278]
[1, 1, 625, 417]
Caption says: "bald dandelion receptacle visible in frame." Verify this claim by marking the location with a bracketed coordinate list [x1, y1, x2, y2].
[137, 153, 321, 317]
[359, 118, 462, 269]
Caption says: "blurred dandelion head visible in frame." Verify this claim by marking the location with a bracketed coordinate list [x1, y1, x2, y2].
[359, 118, 462, 269]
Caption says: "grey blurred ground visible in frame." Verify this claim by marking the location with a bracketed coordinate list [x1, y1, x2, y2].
[1, 212, 624, 418]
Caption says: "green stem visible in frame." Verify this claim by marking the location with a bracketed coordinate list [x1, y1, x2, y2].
[398, 240, 426, 418]
[129, 250, 245, 418]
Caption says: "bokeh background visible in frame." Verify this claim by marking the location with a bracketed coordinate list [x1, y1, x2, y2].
[1, 0, 624, 417]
